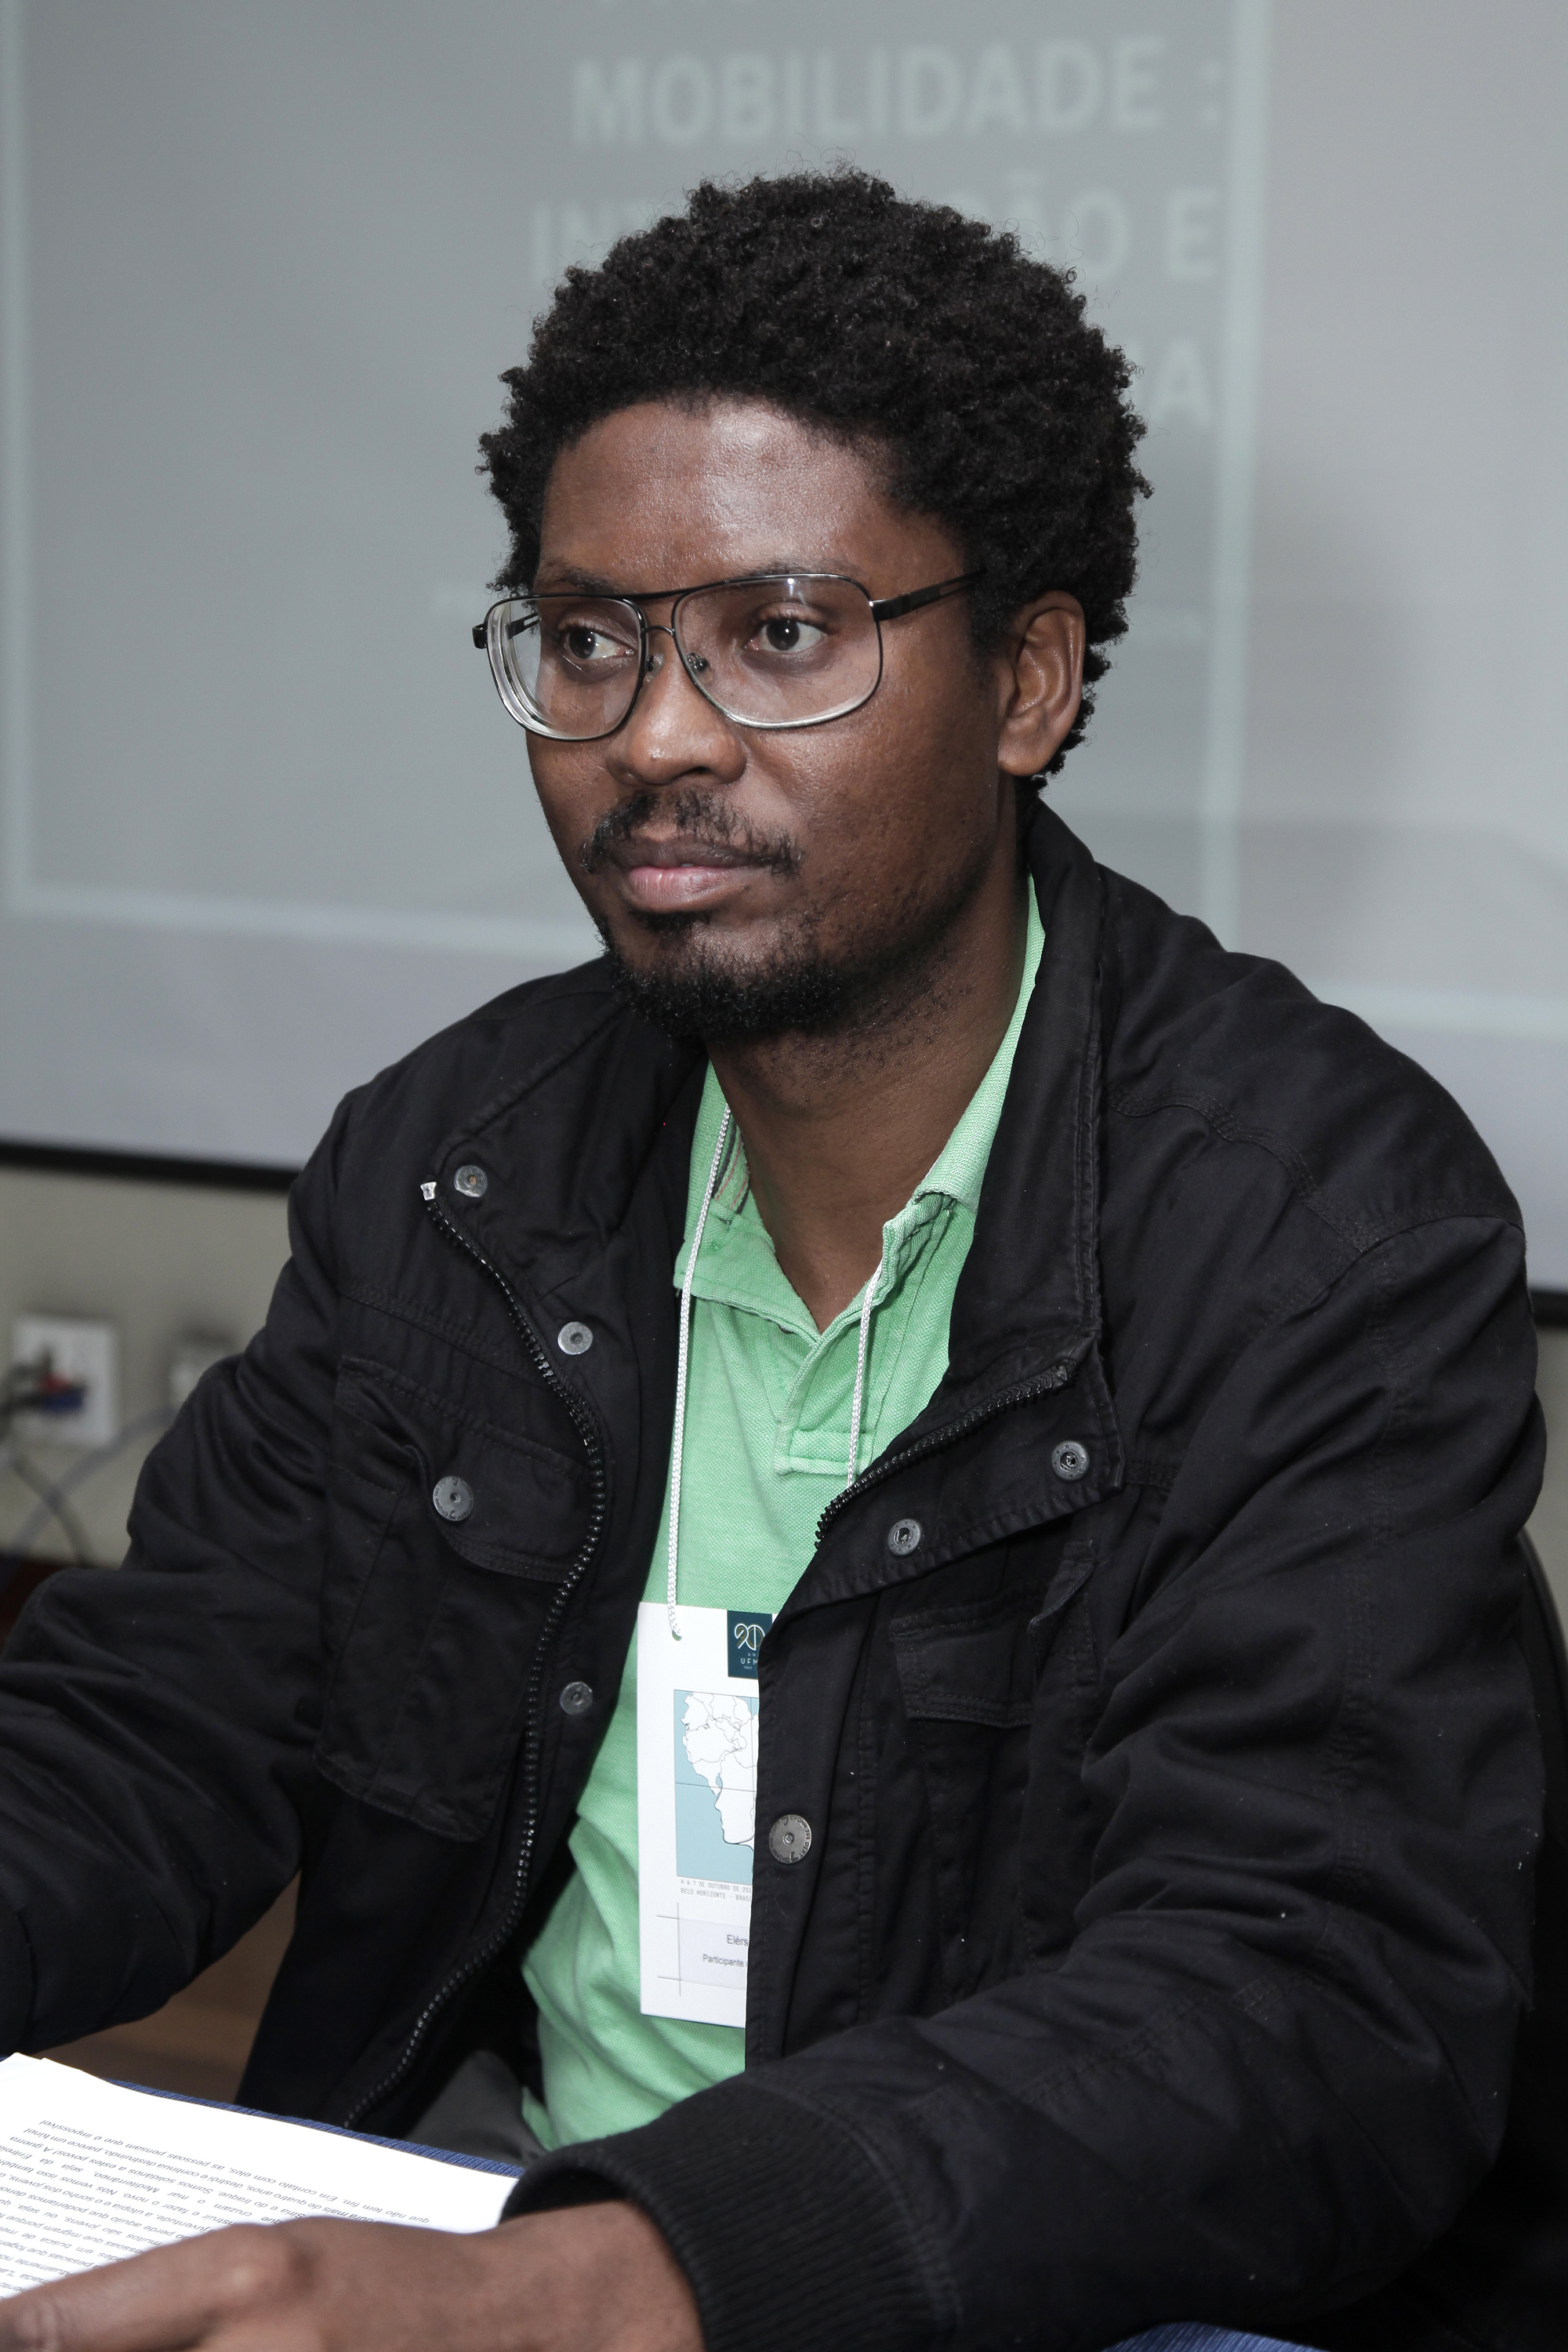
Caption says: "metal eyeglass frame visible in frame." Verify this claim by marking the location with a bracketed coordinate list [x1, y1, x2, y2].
[471, 568, 983, 741]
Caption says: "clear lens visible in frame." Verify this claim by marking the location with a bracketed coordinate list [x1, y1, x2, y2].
[488, 594, 644, 739]
[675, 577, 880, 727]
[482, 576, 884, 738]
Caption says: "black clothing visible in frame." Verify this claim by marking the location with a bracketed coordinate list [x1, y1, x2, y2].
[0, 811, 1554, 2350]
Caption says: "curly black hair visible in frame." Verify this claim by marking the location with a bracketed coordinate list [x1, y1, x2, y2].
[480, 168, 1148, 774]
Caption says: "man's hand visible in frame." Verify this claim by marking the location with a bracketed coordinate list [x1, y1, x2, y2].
[0, 2201, 702, 2352]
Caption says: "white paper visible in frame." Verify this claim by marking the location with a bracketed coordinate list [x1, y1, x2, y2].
[0, 2055, 509, 2296]
[637, 1602, 765, 2030]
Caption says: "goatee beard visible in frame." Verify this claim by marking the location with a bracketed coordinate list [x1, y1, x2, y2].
[597, 863, 995, 1050]
[583, 785, 996, 1047]
[601, 925, 873, 1044]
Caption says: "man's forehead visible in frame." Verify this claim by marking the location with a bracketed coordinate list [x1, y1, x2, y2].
[535, 397, 940, 588]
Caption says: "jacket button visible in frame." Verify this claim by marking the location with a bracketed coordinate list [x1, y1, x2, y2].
[1051, 1440, 1090, 1482]
[558, 1680, 594, 1716]
[768, 1813, 812, 1865]
[886, 1517, 922, 1556]
[432, 1474, 474, 1522]
[557, 1321, 593, 1356]
[452, 1163, 488, 1199]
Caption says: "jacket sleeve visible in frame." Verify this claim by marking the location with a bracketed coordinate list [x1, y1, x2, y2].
[506, 1212, 1546, 2352]
[0, 1104, 354, 2055]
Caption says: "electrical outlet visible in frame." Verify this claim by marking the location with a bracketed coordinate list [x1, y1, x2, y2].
[10, 1316, 120, 1450]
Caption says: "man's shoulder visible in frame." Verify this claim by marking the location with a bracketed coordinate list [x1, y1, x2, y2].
[302, 955, 688, 1207]
[1095, 858, 1522, 1255]
[372, 955, 625, 1105]
[337, 957, 617, 1126]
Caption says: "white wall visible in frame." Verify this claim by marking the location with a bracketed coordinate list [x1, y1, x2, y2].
[4, 0, 1563, 1276]
[1235, 0, 1568, 1283]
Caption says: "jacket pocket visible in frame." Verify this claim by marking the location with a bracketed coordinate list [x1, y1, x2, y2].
[314, 1357, 590, 1841]
[893, 1590, 1039, 1728]
[1028, 1540, 1098, 1671]
[332, 1357, 586, 1581]
[891, 1580, 1044, 1999]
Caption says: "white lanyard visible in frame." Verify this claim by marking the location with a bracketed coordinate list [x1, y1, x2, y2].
[666, 1105, 883, 1638]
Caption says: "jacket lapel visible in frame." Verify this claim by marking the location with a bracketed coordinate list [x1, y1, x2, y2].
[787, 808, 1126, 1608]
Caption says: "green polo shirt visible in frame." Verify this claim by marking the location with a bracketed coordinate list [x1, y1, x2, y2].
[521, 879, 1046, 2151]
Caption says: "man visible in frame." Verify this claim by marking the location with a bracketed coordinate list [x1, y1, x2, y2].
[0, 170, 1555, 2352]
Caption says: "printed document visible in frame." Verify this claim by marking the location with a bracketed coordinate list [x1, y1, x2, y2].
[637, 1600, 771, 2029]
[0, 2054, 509, 2296]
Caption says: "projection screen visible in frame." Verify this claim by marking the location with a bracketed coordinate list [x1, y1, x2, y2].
[2, 0, 1565, 1282]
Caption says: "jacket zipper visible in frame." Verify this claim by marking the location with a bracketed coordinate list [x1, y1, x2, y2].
[814, 1358, 1076, 1550]
[340, 1187, 609, 2130]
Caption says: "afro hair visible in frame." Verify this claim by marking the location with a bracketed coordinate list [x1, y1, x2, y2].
[479, 167, 1149, 773]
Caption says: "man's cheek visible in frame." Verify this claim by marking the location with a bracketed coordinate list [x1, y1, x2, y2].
[525, 750, 588, 832]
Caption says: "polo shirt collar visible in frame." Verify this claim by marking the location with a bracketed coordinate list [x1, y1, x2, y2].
[909, 873, 1046, 1218]
[674, 874, 1047, 1341]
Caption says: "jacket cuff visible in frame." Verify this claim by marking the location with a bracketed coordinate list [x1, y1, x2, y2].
[502, 2075, 935, 2352]
[0, 1900, 34, 2051]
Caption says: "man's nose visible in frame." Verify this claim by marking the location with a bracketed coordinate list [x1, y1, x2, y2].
[612, 618, 741, 784]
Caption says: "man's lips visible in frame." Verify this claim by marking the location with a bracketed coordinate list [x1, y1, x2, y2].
[608, 837, 764, 912]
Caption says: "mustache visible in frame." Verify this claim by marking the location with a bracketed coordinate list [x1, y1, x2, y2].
[579, 789, 801, 877]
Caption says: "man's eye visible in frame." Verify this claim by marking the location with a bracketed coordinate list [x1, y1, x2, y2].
[755, 614, 826, 655]
[557, 625, 624, 663]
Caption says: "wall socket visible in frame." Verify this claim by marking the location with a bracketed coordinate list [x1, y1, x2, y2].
[10, 1316, 121, 1450]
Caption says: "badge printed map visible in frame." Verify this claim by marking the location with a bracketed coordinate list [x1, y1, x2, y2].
[637, 1603, 771, 2027]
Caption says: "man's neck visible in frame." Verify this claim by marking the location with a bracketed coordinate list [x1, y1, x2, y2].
[706, 863, 1029, 1331]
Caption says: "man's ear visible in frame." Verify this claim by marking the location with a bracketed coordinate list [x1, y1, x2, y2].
[994, 593, 1086, 778]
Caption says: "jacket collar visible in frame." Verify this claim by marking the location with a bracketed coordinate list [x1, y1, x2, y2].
[943, 802, 1108, 1406]
[788, 806, 1124, 1595]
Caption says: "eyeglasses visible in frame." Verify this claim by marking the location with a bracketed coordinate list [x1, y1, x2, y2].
[472, 570, 981, 740]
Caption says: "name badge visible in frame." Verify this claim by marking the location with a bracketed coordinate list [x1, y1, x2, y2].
[636, 1602, 772, 2028]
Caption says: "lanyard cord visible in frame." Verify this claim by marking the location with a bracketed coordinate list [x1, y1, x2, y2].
[667, 1109, 735, 1639]
[666, 1104, 883, 1639]
[845, 1255, 883, 1489]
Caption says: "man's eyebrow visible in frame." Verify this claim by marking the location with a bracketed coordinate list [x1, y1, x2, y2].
[532, 564, 626, 594]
